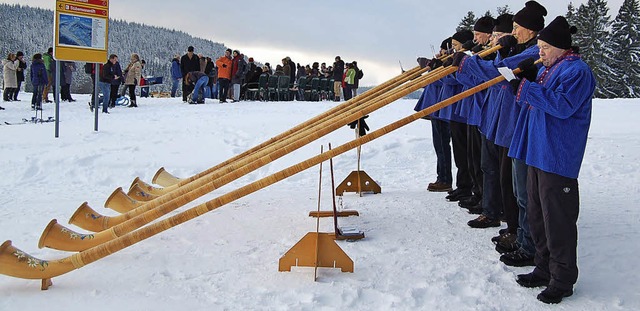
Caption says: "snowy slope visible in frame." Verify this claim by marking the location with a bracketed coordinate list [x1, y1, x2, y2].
[0, 95, 639, 310]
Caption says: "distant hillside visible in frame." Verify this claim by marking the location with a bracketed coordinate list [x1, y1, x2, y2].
[0, 4, 229, 94]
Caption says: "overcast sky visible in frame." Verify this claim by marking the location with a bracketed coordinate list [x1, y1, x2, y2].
[3, 0, 624, 85]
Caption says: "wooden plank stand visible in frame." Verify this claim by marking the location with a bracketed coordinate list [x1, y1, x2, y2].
[279, 145, 356, 281]
[335, 170, 381, 196]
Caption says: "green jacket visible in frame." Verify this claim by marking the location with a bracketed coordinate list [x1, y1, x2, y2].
[43, 53, 53, 72]
[345, 68, 356, 85]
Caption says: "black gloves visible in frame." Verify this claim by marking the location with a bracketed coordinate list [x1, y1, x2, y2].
[509, 79, 522, 95]
[462, 40, 475, 51]
[222, 64, 227, 68]
[498, 35, 518, 50]
[348, 115, 370, 136]
[417, 57, 428, 68]
[471, 44, 483, 53]
[427, 58, 443, 69]
[451, 52, 467, 67]
[442, 57, 453, 67]
[516, 58, 538, 82]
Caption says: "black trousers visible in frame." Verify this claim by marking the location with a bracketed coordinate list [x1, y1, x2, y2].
[528, 166, 579, 291]
[449, 121, 472, 191]
[13, 80, 22, 100]
[218, 78, 230, 102]
[467, 125, 483, 197]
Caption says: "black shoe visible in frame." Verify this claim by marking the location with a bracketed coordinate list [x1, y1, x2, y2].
[68, 98, 76, 102]
[495, 233, 519, 253]
[516, 272, 550, 288]
[467, 215, 501, 228]
[88, 102, 94, 112]
[102, 111, 109, 114]
[458, 195, 481, 208]
[537, 286, 573, 304]
[466, 204, 483, 215]
[500, 249, 535, 267]
[446, 188, 472, 202]
[491, 231, 515, 244]
[45, 99, 53, 103]
[0, 106, 5, 110]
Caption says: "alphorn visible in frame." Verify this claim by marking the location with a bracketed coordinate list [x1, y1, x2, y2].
[100, 65, 428, 212]
[41, 48, 501, 252]
[50, 46, 501, 251]
[0, 59, 536, 284]
[65, 63, 434, 232]
[42, 61, 460, 251]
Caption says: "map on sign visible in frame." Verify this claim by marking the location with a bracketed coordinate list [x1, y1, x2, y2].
[54, 0, 109, 62]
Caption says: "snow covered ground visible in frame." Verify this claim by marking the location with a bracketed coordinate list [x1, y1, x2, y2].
[0, 94, 639, 310]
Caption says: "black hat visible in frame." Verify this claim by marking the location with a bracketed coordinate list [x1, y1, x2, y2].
[474, 16, 495, 34]
[494, 13, 514, 33]
[440, 37, 452, 50]
[538, 16, 578, 49]
[16, 51, 24, 57]
[187, 46, 194, 52]
[452, 30, 473, 44]
[513, 1, 548, 31]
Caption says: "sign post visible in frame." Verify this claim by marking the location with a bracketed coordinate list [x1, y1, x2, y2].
[53, 0, 109, 136]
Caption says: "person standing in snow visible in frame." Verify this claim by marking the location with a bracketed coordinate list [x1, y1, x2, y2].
[180, 46, 200, 103]
[123, 53, 142, 107]
[215, 49, 233, 103]
[61, 61, 76, 102]
[506, 16, 595, 304]
[332, 56, 344, 101]
[230, 50, 246, 102]
[3, 53, 18, 102]
[30, 53, 48, 110]
[14, 51, 27, 101]
[170, 54, 181, 98]
[42, 47, 54, 103]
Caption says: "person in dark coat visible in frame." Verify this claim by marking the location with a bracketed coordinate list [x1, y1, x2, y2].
[108, 57, 123, 108]
[332, 56, 344, 101]
[30, 53, 48, 110]
[180, 46, 200, 102]
[14, 51, 27, 101]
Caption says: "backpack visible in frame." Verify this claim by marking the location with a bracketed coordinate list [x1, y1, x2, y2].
[356, 69, 363, 80]
[84, 63, 93, 74]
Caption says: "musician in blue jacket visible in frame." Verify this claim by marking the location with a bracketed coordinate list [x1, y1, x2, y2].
[508, 16, 596, 304]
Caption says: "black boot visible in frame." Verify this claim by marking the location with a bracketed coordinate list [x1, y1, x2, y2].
[128, 101, 137, 107]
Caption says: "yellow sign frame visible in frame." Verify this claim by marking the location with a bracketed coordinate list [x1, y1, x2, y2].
[54, 0, 109, 63]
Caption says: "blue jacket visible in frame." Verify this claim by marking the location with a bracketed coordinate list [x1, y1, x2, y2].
[171, 58, 181, 80]
[30, 59, 48, 86]
[508, 52, 595, 179]
[414, 79, 444, 119]
[455, 69, 486, 126]
[111, 62, 123, 85]
[436, 74, 466, 123]
[456, 42, 540, 147]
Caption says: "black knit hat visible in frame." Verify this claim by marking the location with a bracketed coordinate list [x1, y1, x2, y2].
[16, 51, 24, 57]
[452, 30, 473, 44]
[538, 16, 578, 49]
[440, 37, 452, 50]
[513, 1, 548, 31]
[474, 16, 495, 34]
[494, 13, 514, 33]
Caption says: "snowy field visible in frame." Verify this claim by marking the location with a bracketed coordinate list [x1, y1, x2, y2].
[0, 94, 639, 310]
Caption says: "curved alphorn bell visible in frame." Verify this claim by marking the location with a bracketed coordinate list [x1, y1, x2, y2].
[39, 49, 504, 253]
[126, 184, 159, 202]
[103, 187, 143, 213]
[129, 177, 174, 196]
[1, 57, 531, 283]
[151, 167, 182, 187]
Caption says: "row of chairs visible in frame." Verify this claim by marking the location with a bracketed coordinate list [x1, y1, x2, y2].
[245, 74, 335, 101]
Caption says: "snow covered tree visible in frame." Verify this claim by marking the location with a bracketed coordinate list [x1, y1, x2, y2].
[566, 2, 578, 26]
[496, 5, 512, 15]
[572, 0, 612, 98]
[457, 11, 476, 32]
[603, 0, 640, 98]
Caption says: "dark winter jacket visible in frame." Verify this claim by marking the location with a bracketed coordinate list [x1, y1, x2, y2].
[180, 53, 200, 78]
[16, 58, 27, 82]
[204, 61, 215, 86]
[110, 61, 123, 85]
[30, 59, 48, 86]
[186, 71, 206, 84]
[231, 54, 247, 84]
[333, 59, 344, 81]
[171, 58, 182, 80]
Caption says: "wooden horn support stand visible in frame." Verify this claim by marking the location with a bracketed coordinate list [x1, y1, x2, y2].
[279, 145, 356, 280]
